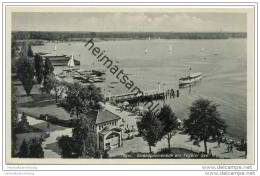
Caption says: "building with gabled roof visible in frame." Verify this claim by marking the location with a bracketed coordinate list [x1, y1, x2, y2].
[85, 109, 122, 151]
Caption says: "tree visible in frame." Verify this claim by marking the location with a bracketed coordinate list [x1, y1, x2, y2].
[158, 105, 179, 151]
[183, 98, 226, 154]
[18, 140, 29, 158]
[11, 81, 17, 157]
[42, 58, 54, 93]
[11, 36, 18, 74]
[19, 42, 29, 60]
[16, 58, 35, 96]
[58, 117, 97, 158]
[34, 54, 44, 84]
[17, 112, 30, 132]
[60, 82, 104, 118]
[72, 116, 97, 158]
[42, 74, 62, 103]
[58, 83, 103, 158]
[137, 110, 162, 153]
[27, 44, 34, 57]
[58, 135, 77, 158]
[28, 138, 44, 158]
[43, 58, 54, 80]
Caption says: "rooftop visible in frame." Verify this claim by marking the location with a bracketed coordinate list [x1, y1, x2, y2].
[99, 126, 122, 136]
[85, 109, 121, 125]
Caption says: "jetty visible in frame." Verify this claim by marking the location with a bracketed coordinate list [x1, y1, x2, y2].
[106, 89, 179, 104]
[38, 53, 80, 66]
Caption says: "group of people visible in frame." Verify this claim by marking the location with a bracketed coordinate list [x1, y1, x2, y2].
[217, 136, 235, 153]
[226, 140, 234, 153]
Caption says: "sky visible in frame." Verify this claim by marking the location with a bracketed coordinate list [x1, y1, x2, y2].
[12, 12, 247, 32]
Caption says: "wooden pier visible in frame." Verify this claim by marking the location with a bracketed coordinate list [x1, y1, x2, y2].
[105, 89, 179, 104]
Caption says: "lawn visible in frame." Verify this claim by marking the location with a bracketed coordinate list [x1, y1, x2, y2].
[16, 84, 74, 121]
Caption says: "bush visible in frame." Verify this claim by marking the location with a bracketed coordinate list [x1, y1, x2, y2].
[102, 150, 109, 158]
[18, 138, 44, 158]
[58, 135, 78, 158]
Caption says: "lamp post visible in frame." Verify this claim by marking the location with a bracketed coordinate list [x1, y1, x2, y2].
[162, 83, 166, 92]
[108, 90, 111, 102]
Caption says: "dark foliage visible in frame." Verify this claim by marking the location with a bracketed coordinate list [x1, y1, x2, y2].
[60, 82, 104, 118]
[11, 36, 19, 74]
[16, 58, 35, 96]
[28, 138, 44, 158]
[44, 58, 54, 76]
[19, 140, 29, 158]
[34, 54, 44, 84]
[157, 105, 180, 150]
[27, 44, 34, 57]
[58, 117, 97, 158]
[137, 110, 162, 153]
[11, 81, 17, 157]
[183, 98, 226, 154]
[72, 117, 97, 158]
[17, 112, 30, 132]
[58, 135, 79, 158]
[38, 114, 78, 128]
[19, 138, 44, 158]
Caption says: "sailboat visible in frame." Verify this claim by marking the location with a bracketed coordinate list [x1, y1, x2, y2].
[200, 48, 206, 59]
[169, 45, 173, 55]
[68, 53, 75, 70]
[54, 45, 57, 56]
[145, 48, 148, 55]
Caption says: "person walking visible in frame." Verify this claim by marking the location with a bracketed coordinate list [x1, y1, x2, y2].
[226, 142, 230, 152]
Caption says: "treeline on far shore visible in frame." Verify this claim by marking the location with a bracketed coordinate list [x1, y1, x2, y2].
[12, 31, 247, 41]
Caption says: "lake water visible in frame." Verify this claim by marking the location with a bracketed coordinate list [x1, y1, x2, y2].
[32, 38, 247, 139]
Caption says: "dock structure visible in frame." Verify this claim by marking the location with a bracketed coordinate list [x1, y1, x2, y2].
[106, 89, 179, 104]
[37, 53, 81, 66]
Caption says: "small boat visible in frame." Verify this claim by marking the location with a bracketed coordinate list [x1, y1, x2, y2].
[110, 81, 119, 84]
[92, 69, 106, 76]
[58, 74, 66, 78]
[63, 68, 79, 72]
[179, 69, 202, 87]
[88, 78, 105, 83]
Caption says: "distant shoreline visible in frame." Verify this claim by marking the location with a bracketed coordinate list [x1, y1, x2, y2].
[12, 31, 247, 41]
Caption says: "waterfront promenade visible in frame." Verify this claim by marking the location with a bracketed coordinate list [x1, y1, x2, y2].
[105, 103, 245, 159]
[15, 83, 245, 159]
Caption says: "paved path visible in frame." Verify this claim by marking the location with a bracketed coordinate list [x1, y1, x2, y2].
[109, 133, 246, 159]
[25, 115, 73, 158]
[105, 104, 246, 159]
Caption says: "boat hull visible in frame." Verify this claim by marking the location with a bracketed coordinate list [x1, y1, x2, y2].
[179, 75, 202, 88]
